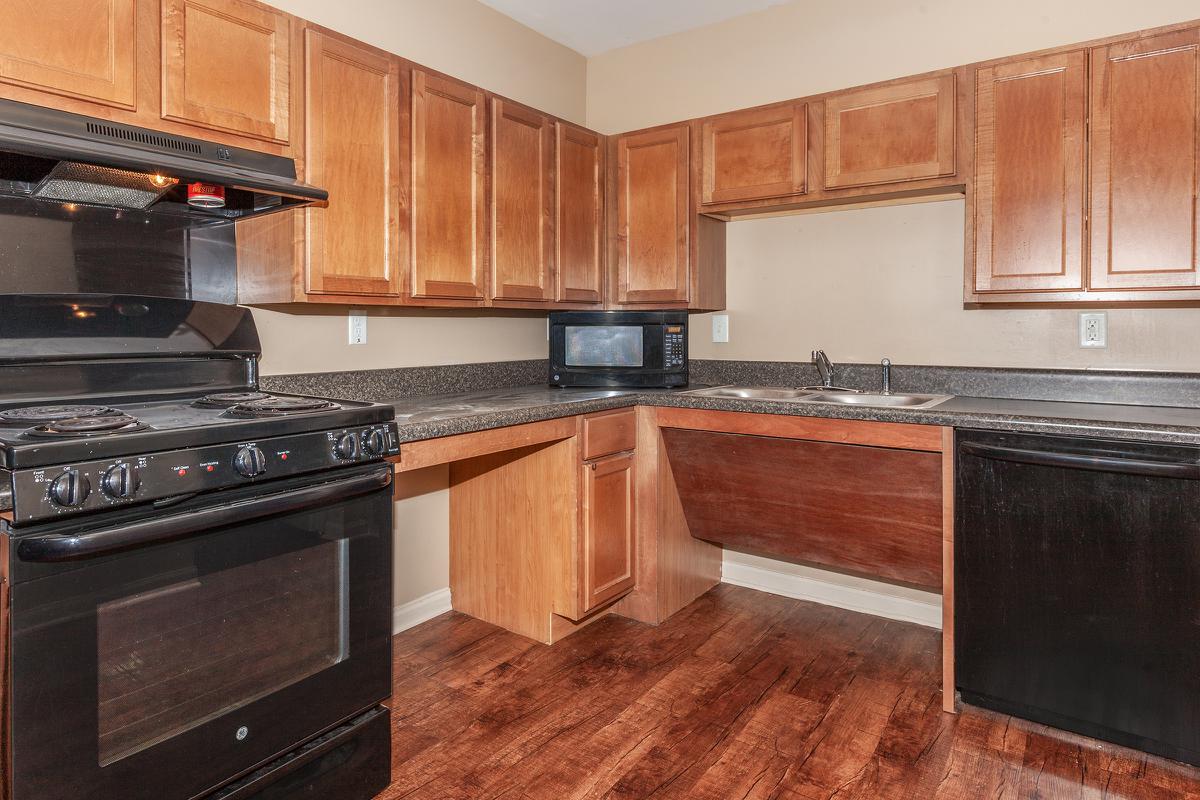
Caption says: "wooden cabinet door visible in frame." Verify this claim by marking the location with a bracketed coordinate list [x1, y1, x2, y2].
[614, 125, 690, 305]
[490, 98, 553, 303]
[581, 452, 636, 613]
[0, 0, 137, 109]
[161, 0, 291, 144]
[304, 30, 401, 297]
[556, 122, 605, 304]
[409, 70, 487, 302]
[701, 102, 806, 204]
[1089, 29, 1200, 291]
[824, 74, 956, 189]
[973, 52, 1087, 293]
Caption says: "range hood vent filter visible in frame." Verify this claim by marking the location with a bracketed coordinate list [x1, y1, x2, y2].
[31, 162, 174, 210]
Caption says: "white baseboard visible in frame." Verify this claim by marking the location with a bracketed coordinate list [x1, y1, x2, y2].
[721, 559, 942, 629]
[393, 588, 453, 634]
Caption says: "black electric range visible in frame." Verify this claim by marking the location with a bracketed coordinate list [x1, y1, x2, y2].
[0, 295, 396, 800]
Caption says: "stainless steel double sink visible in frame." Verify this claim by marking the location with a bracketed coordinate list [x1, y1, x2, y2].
[683, 385, 951, 409]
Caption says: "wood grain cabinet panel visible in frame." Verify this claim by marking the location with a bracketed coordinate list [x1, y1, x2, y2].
[701, 102, 806, 204]
[409, 70, 487, 303]
[161, 0, 291, 144]
[490, 98, 553, 303]
[613, 125, 690, 305]
[0, 0, 137, 109]
[303, 30, 401, 297]
[580, 452, 637, 613]
[556, 122, 605, 304]
[1089, 29, 1200, 291]
[661, 428, 942, 589]
[973, 51, 1087, 293]
[824, 74, 956, 189]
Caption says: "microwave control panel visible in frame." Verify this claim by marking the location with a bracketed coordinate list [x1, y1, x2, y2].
[665, 325, 686, 369]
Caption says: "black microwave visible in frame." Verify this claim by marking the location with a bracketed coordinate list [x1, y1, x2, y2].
[549, 311, 688, 388]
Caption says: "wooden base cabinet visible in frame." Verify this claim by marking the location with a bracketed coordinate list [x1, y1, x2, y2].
[447, 411, 639, 645]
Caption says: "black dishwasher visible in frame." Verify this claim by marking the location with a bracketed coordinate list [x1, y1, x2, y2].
[956, 429, 1200, 766]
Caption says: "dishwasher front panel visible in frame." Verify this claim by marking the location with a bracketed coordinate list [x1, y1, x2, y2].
[955, 429, 1200, 766]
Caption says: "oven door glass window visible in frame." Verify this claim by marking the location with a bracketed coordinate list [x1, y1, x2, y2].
[565, 325, 643, 367]
[96, 537, 350, 766]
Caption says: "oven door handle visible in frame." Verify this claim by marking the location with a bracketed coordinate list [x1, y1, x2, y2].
[16, 466, 393, 563]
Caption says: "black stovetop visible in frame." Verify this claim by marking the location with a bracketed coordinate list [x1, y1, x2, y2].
[0, 389, 394, 469]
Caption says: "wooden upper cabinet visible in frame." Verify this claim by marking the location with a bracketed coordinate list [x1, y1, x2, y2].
[556, 122, 605, 304]
[824, 74, 956, 189]
[1089, 29, 1200, 291]
[490, 98, 553, 303]
[701, 102, 806, 204]
[303, 30, 401, 297]
[580, 452, 637, 614]
[161, 0, 291, 144]
[613, 125, 690, 305]
[0, 0, 137, 110]
[409, 70, 487, 302]
[973, 52, 1087, 294]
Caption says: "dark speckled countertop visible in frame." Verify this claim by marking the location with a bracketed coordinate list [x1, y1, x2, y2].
[379, 385, 1200, 445]
[261, 360, 1200, 446]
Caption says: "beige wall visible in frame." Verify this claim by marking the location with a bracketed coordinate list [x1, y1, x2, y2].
[255, 307, 546, 375]
[692, 200, 1200, 371]
[586, 0, 1199, 132]
[252, 0, 585, 378]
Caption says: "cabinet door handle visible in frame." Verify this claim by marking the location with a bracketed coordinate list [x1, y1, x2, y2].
[589, 462, 598, 470]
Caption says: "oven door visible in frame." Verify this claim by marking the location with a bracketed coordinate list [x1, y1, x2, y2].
[6, 464, 393, 800]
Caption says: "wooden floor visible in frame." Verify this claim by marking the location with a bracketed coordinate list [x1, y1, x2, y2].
[379, 584, 1200, 799]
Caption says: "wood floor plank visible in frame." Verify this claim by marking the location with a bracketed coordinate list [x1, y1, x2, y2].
[377, 585, 1200, 800]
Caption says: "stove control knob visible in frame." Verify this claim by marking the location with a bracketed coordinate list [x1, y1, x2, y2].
[49, 469, 91, 507]
[234, 446, 267, 478]
[333, 433, 359, 460]
[101, 463, 140, 499]
[361, 428, 387, 457]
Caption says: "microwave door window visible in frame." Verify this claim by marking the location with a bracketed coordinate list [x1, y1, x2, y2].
[565, 326, 644, 368]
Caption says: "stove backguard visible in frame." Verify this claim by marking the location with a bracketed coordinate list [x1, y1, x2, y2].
[0, 195, 237, 302]
[0, 294, 260, 402]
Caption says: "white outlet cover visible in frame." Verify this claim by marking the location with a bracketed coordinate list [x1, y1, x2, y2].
[348, 312, 368, 345]
[711, 314, 730, 343]
[1079, 312, 1107, 349]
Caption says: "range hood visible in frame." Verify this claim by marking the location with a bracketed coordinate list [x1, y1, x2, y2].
[0, 98, 327, 223]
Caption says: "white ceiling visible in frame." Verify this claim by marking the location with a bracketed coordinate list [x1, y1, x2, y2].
[478, 0, 795, 57]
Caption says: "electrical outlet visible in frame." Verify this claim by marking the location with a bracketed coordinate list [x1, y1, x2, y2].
[348, 312, 367, 345]
[1079, 312, 1107, 349]
[711, 314, 729, 343]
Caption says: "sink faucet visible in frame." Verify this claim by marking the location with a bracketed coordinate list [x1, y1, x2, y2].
[812, 350, 835, 388]
[881, 358, 892, 395]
